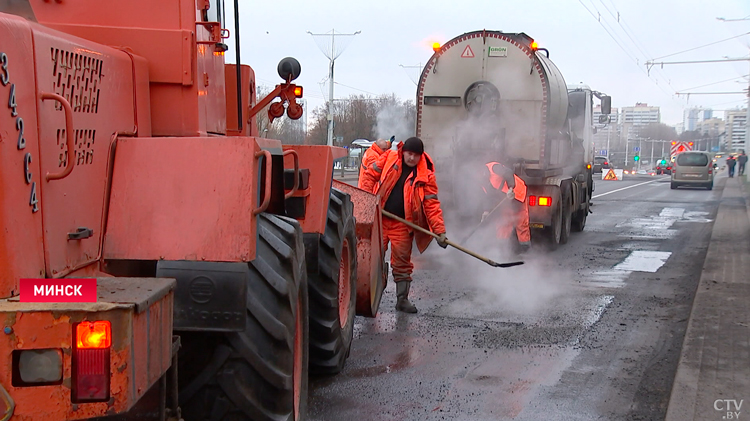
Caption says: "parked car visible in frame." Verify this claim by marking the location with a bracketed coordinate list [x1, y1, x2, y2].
[593, 156, 611, 174]
[671, 151, 715, 190]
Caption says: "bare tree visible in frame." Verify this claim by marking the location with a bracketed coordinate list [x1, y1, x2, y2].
[255, 85, 274, 138]
[678, 130, 703, 142]
[638, 123, 677, 140]
[307, 93, 417, 146]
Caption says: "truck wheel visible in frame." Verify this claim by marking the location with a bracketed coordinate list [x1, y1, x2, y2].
[572, 190, 588, 232]
[545, 197, 562, 250]
[308, 188, 357, 374]
[670, 182, 678, 190]
[560, 189, 572, 245]
[178, 213, 309, 421]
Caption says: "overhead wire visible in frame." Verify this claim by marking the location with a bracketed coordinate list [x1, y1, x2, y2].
[333, 82, 378, 96]
[679, 74, 750, 92]
[651, 32, 750, 61]
[577, 0, 679, 102]
[605, 0, 750, 120]
[596, 0, 679, 93]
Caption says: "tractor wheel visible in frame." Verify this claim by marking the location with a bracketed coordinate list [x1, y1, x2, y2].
[308, 188, 358, 375]
[178, 213, 309, 421]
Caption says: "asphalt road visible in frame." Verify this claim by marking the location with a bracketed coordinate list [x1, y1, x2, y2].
[310, 173, 723, 420]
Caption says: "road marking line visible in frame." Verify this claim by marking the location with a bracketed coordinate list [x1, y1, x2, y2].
[613, 251, 672, 272]
[592, 179, 660, 199]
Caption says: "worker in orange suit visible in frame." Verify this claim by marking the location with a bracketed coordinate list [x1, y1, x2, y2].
[358, 137, 391, 189]
[481, 162, 531, 252]
[360, 137, 448, 313]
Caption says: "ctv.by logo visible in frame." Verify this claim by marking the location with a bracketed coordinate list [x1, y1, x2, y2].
[715, 399, 743, 419]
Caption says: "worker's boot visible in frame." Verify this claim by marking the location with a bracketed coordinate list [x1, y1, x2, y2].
[395, 281, 417, 313]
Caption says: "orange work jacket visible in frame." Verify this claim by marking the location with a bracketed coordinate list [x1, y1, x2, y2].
[361, 144, 446, 253]
[358, 142, 388, 189]
[485, 162, 527, 202]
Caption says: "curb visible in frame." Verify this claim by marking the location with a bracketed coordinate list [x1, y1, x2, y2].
[665, 175, 750, 420]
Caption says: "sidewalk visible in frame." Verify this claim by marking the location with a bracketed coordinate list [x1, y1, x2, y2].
[332, 170, 359, 187]
[666, 174, 750, 420]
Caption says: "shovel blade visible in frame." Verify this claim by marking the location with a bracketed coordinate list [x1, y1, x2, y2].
[491, 261, 525, 268]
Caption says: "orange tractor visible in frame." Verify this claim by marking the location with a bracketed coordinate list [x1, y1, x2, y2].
[0, 0, 386, 419]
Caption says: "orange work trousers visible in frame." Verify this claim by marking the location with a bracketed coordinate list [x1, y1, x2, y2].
[382, 217, 414, 282]
[495, 199, 531, 243]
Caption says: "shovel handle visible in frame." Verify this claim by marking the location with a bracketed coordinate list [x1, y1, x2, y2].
[380, 210, 521, 268]
[460, 196, 508, 243]
[381, 210, 439, 239]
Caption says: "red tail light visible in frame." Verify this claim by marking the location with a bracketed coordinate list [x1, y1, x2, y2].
[529, 195, 537, 206]
[604, 161, 608, 166]
[538, 196, 552, 206]
[72, 321, 111, 403]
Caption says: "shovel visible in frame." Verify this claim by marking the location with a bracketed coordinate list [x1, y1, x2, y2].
[459, 196, 508, 244]
[381, 210, 524, 268]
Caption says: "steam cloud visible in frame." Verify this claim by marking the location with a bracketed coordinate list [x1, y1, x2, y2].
[373, 103, 415, 143]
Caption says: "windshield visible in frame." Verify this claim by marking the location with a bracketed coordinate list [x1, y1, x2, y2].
[676, 153, 709, 167]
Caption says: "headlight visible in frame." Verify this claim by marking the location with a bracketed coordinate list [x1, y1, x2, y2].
[13, 349, 63, 385]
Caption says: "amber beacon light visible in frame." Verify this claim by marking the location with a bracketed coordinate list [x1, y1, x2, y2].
[76, 321, 112, 349]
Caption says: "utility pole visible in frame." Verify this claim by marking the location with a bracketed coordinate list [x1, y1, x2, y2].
[714, 17, 749, 152]
[625, 137, 629, 168]
[638, 137, 642, 170]
[606, 125, 611, 159]
[650, 140, 654, 168]
[308, 29, 361, 146]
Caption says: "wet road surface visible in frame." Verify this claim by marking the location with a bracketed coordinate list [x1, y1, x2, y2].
[310, 174, 722, 420]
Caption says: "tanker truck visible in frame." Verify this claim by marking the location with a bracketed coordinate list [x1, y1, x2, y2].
[417, 30, 611, 248]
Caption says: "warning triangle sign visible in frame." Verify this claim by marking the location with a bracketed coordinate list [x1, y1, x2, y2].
[461, 45, 475, 58]
[603, 169, 618, 180]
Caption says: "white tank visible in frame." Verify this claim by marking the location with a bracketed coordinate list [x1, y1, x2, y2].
[417, 30, 570, 171]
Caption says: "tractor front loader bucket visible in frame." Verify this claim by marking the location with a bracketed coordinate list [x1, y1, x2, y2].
[333, 180, 386, 317]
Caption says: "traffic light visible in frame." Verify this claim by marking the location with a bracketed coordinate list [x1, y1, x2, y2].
[633, 154, 640, 162]
[661, 159, 667, 165]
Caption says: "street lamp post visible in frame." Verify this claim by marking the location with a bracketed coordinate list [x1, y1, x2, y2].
[625, 137, 629, 168]
[638, 137, 642, 171]
[650, 139, 655, 168]
[606, 125, 611, 159]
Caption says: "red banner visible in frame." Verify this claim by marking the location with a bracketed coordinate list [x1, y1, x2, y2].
[19, 279, 98, 303]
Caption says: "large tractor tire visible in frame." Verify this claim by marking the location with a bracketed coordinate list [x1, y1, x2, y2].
[178, 213, 309, 421]
[308, 188, 358, 375]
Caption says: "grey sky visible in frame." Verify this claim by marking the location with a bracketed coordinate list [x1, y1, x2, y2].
[224, 0, 750, 126]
